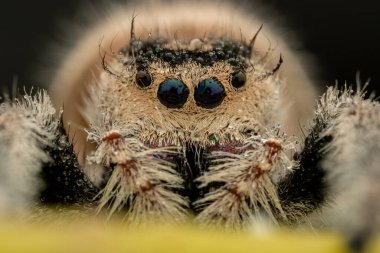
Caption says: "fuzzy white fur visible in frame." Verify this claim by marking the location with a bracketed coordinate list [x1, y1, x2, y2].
[0, 91, 58, 214]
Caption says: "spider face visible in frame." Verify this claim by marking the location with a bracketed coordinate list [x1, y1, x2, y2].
[98, 37, 282, 147]
[79, 30, 294, 221]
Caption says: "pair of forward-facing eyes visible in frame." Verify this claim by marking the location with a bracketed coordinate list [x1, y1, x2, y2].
[135, 69, 247, 109]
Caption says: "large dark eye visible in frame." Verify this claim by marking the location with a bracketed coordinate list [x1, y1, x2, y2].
[135, 70, 152, 88]
[194, 78, 226, 109]
[157, 79, 189, 108]
[231, 70, 246, 89]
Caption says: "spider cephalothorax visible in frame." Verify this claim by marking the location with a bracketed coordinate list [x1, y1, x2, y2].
[75, 19, 301, 225]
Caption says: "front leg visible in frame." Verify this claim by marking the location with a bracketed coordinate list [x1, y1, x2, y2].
[0, 91, 99, 214]
[0, 92, 53, 214]
[279, 86, 380, 250]
[86, 126, 188, 222]
[0, 91, 57, 214]
[195, 127, 297, 228]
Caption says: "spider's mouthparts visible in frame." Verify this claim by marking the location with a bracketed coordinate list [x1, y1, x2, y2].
[173, 143, 209, 212]
[173, 142, 241, 213]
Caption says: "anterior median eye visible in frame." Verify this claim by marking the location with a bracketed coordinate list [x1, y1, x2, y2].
[230, 70, 246, 89]
[157, 79, 189, 108]
[135, 70, 152, 88]
[194, 78, 226, 109]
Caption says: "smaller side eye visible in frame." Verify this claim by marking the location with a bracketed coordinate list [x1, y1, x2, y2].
[135, 70, 152, 88]
[231, 70, 246, 89]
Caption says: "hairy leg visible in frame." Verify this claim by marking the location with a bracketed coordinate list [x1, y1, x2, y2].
[279, 86, 380, 249]
[0, 91, 98, 215]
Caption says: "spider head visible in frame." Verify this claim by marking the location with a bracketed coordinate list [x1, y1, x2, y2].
[48, 4, 316, 220]
[95, 37, 283, 150]
[84, 37, 285, 208]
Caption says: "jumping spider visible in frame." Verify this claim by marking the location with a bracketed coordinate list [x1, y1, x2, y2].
[0, 1, 379, 250]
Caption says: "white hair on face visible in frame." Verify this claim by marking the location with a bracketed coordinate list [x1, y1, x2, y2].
[0, 91, 58, 215]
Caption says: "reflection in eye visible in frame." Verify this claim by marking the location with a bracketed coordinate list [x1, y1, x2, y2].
[230, 70, 246, 89]
[157, 79, 189, 108]
[135, 70, 152, 88]
[194, 78, 226, 109]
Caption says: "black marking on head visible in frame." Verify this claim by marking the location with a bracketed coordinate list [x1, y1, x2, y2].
[124, 38, 252, 70]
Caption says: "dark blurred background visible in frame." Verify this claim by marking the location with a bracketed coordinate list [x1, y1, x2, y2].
[0, 0, 379, 94]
